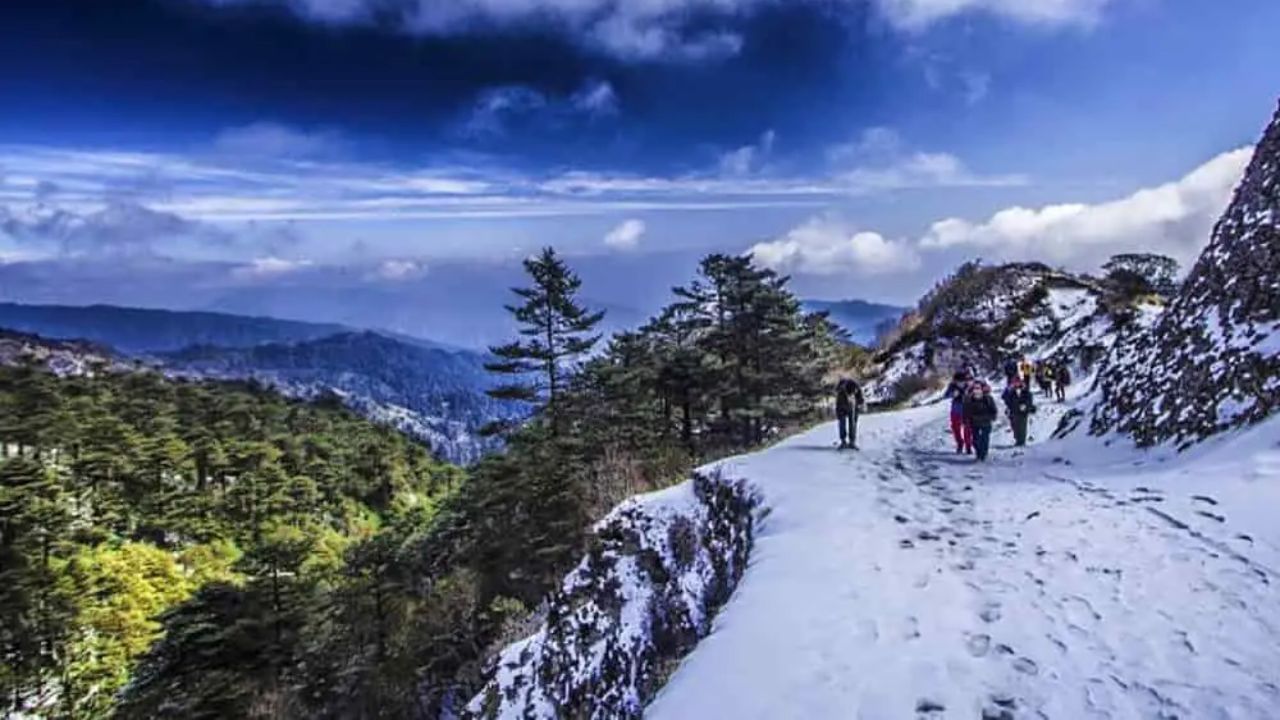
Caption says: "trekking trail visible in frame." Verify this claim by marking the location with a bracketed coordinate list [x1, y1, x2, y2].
[647, 397, 1280, 719]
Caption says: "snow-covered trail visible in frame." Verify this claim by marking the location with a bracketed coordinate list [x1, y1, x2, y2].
[647, 401, 1280, 719]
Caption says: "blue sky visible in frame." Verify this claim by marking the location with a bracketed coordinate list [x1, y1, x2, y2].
[0, 0, 1277, 331]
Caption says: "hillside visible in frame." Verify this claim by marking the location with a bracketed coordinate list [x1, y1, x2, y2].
[161, 331, 522, 464]
[802, 299, 906, 346]
[1088, 100, 1280, 447]
[0, 303, 518, 464]
[864, 262, 1129, 404]
[0, 357, 462, 719]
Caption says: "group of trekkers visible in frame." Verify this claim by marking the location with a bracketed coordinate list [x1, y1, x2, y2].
[833, 354, 1073, 461]
[943, 355, 1072, 462]
[1006, 356, 1072, 403]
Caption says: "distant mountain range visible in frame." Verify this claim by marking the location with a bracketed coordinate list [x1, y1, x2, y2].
[802, 299, 907, 345]
[0, 302, 353, 353]
[161, 331, 520, 465]
[0, 302, 518, 464]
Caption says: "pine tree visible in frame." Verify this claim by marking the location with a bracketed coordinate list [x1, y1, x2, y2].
[486, 247, 604, 432]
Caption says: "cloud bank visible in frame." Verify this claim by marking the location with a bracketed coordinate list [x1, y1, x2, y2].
[918, 147, 1252, 269]
[753, 147, 1251, 282]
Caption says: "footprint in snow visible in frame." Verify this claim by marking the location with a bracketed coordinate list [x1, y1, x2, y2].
[1012, 657, 1040, 675]
[965, 633, 992, 657]
[979, 603, 1003, 623]
[914, 698, 945, 714]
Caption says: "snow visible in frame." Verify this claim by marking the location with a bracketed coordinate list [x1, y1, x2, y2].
[467, 472, 759, 719]
[648, 386, 1280, 719]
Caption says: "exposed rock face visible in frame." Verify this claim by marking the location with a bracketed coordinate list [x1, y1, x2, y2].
[465, 472, 760, 720]
[1090, 101, 1280, 447]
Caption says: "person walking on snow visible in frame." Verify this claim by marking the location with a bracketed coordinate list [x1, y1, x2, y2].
[835, 378, 865, 450]
[1002, 357, 1020, 385]
[1037, 363, 1055, 398]
[1018, 356, 1034, 385]
[1001, 377, 1036, 447]
[944, 371, 974, 455]
[964, 381, 999, 462]
[1055, 364, 1072, 402]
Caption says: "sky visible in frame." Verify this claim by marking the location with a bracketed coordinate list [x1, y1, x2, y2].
[0, 0, 1277, 342]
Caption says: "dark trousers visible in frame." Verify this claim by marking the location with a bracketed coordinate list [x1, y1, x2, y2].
[838, 411, 858, 447]
[1055, 384, 1067, 402]
[973, 424, 992, 460]
[1010, 413, 1028, 446]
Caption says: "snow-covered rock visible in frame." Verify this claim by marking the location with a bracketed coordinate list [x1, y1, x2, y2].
[0, 329, 128, 376]
[1089, 100, 1280, 447]
[465, 472, 761, 720]
[867, 263, 1115, 404]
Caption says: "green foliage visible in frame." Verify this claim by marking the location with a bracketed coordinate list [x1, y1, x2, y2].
[1103, 252, 1181, 299]
[0, 367, 455, 718]
[2, 249, 843, 719]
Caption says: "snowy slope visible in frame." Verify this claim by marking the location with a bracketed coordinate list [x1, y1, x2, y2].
[1090, 101, 1280, 447]
[647, 393, 1280, 719]
[869, 266, 1118, 406]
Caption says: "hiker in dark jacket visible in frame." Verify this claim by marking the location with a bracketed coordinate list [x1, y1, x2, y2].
[963, 381, 999, 462]
[1002, 358, 1019, 385]
[944, 371, 973, 454]
[835, 378, 865, 450]
[1001, 378, 1036, 447]
[1054, 365, 1072, 402]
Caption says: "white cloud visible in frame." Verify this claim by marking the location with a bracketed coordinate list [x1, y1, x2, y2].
[0, 132, 1017, 224]
[918, 147, 1253, 269]
[719, 130, 776, 177]
[603, 218, 646, 250]
[198, 0, 1115, 61]
[214, 122, 342, 158]
[232, 256, 314, 280]
[465, 79, 620, 136]
[749, 215, 921, 277]
[367, 258, 428, 281]
[463, 86, 549, 136]
[826, 127, 1025, 192]
[874, 0, 1115, 30]
[570, 80, 620, 117]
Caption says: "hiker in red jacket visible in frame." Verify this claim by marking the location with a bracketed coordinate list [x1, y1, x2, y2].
[944, 371, 974, 455]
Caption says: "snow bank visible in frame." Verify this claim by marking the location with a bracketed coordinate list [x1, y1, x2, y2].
[465, 472, 761, 720]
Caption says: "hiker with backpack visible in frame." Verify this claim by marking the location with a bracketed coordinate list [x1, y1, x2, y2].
[944, 370, 974, 455]
[1002, 357, 1020, 385]
[1001, 377, 1036, 447]
[835, 378, 865, 450]
[1055, 364, 1072, 402]
[1037, 363, 1055, 398]
[1018, 356, 1034, 385]
[963, 381, 999, 462]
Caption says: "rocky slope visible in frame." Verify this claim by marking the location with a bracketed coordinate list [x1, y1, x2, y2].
[865, 262, 1125, 404]
[0, 328, 128, 375]
[466, 472, 760, 720]
[1088, 101, 1280, 447]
